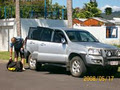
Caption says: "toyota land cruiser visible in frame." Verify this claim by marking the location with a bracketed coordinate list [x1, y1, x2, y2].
[24, 27, 120, 77]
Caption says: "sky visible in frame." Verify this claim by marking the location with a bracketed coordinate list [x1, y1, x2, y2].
[52, 0, 120, 12]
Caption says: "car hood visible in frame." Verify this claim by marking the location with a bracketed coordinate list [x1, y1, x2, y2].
[74, 42, 118, 49]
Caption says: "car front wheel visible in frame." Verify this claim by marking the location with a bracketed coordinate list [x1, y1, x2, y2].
[70, 56, 87, 77]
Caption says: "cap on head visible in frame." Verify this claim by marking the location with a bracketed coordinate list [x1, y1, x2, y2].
[11, 37, 16, 43]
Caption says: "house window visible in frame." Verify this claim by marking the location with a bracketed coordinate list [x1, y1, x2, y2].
[106, 27, 118, 38]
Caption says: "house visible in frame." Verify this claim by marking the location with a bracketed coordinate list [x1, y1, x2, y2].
[83, 18, 106, 26]
[73, 18, 87, 26]
[73, 17, 115, 26]
[73, 18, 83, 26]
[113, 18, 120, 26]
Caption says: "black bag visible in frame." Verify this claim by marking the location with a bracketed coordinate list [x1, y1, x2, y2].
[7, 59, 23, 72]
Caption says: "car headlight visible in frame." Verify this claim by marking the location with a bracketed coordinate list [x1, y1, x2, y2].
[117, 51, 120, 57]
[107, 51, 112, 57]
[88, 48, 101, 55]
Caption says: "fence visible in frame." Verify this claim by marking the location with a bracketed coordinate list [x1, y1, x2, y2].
[0, 5, 67, 20]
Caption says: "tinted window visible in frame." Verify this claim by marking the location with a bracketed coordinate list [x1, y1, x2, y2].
[28, 27, 37, 39]
[53, 30, 66, 43]
[66, 31, 98, 42]
[28, 27, 42, 40]
[41, 28, 53, 42]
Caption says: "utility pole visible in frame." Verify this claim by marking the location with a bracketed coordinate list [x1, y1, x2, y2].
[67, 0, 73, 28]
[16, 0, 21, 37]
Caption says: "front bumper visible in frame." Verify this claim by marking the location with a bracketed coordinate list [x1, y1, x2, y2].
[85, 55, 120, 67]
[104, 57, 120, 66]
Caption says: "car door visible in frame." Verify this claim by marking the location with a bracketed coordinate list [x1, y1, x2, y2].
[49, 30, 68, 63]
[37, 29, 67, 63]
[37, 28, 54, 61]
[27, 27, 42, 53]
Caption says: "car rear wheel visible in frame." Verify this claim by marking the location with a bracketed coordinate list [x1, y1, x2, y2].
[70, 56, 87, 77]
[28, 54, 41, 71]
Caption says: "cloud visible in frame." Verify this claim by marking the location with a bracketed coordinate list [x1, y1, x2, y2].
[100, 5, 120, 12]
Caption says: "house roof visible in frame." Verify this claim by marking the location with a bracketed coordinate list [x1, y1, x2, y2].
[113, 18, 120, 22]
[78, 18, 87, 22]
[90, 17, 108, 23]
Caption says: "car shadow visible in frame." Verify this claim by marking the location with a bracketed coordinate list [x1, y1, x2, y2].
[37, 64, 71, 75]
[28, 64, 120, 78]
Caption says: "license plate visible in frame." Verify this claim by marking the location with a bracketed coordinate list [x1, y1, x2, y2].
[110, 61, 118, 65]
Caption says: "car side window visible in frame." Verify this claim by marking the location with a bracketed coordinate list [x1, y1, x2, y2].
[53, 30, 66, 43]
[28, 27, 43, 40]
[31, 29, 42, 40]
[28, 27, 37, 39]
[40, 28, 53, 42]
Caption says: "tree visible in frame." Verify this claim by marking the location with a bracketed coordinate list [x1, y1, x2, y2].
[73, 2, 101, 18]
[105, 7, 112, 15]
[83, 2, 101, 18]
[67, 0, 73, 28]
[73, 7, 86, 18]
[16, 0, 21, 37]
[0, 0, 66, 19]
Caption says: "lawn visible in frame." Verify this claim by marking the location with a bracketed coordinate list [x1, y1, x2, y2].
[0, 51, 25, 61]
[0, 51, 11, 60]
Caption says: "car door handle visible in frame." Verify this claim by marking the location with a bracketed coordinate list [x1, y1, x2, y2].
[30, 42, 35, 44]
[40, 43, 46, 46]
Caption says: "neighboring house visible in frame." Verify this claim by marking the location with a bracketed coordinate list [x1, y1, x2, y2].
[106, 18, 120, 39]
[73, 17, 117, 39]
[83, 18, 105, 26]
[73, 17, 115, 26]
[73, 18, 106, 26]
[73, 18, 83, 26]
[113, 18, 120, 26]
[73, 18, 87, 26]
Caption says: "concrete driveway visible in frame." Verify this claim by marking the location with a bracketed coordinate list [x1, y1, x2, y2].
[0, 60, 120, 90]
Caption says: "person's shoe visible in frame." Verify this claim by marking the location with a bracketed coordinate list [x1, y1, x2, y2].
[22, 68, 26, 71]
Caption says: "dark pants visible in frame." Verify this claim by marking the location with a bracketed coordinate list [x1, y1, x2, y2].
[14, 48, 25, 58]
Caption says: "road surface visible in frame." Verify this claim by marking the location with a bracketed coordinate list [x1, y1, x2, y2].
[0, 60, 120, 90]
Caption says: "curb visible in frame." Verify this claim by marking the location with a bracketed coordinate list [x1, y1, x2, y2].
[0, 60, 8, 63]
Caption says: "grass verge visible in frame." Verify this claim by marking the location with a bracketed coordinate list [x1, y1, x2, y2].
[0, 51, 11, 60]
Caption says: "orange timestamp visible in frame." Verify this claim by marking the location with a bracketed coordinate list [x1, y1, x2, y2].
[83, 76, 114, 81]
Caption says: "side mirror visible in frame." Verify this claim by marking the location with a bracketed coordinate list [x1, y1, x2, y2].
[61, 38, 66, 44]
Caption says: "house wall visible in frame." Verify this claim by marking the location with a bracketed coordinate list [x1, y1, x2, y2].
[0, 18, 15, 51]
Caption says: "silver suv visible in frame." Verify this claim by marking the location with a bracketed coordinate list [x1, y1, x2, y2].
[25, 27, 120, 77]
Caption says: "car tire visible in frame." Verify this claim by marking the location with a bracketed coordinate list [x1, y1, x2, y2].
[70, 56, 87, 77]
[28, 54, 41, 71]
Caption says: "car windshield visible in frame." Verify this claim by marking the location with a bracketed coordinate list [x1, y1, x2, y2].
[66, 30, 99, 42]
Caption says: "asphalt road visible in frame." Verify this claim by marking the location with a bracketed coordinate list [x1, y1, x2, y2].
[0, 60, 120, 90]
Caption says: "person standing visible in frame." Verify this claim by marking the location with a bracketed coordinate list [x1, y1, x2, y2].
[10, 37, 25, 71]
